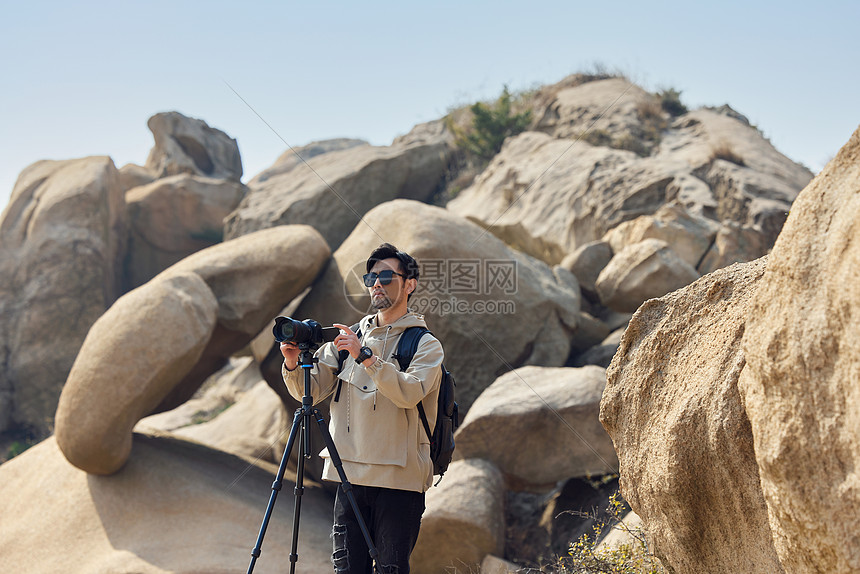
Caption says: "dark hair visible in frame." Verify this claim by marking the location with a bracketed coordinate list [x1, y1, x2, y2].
[366, 243, 420, 281]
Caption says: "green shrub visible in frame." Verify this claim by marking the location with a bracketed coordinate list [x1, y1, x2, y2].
[452, 86, 532, 160]
[657, 88, 687, 116]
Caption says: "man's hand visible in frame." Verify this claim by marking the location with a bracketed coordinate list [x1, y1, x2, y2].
[332, 323, 361, 358]
[280, 341, 300, 370]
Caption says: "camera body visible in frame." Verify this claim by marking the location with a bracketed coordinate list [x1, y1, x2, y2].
[273, 316, 339, 346]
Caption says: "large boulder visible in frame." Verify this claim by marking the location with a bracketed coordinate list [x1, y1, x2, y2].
[454, 365, 617, 489]
[55, 272, 219, 475]
[55, 226, 330, 474]
[124, 174, 247, 290]
[447, 77, 811, 266]
[411, 458, 505, 574]
[0, 157, 126, 436]
[144, 112, 243, 181]
[224, 121, 453, 249]
[246, 138, 368, 188]
[0, 434, 332, 573]
[738, 126, 860, 573]
[600, 258, 783, 573]
[595, 238, 700, 313]
[289, 199, 582, 414]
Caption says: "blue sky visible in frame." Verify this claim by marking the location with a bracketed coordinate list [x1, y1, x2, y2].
[1, 1, 858, 212]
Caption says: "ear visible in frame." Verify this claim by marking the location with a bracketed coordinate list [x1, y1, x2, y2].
[406, 278, 417, 294]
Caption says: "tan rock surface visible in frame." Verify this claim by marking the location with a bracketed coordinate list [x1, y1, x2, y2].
[225, 123, 452, 249]
[124, 173, 246, 289]
[145, 111, 243, 181]
[600, 258, 783, 573]
[447, 78, 811, 266]
[595, 238, 700, 313]
[291, 199, 581, 414]
[55, 272, 219, 475]
[454, 365, 617, 488]
[0, 434, 332, 573]
[0, 156, 126, 435]
[411, 459, 505, 574]
[739, 126, 860, 573]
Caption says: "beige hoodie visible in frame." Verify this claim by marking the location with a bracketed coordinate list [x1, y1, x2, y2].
[283, 311, 443, 492]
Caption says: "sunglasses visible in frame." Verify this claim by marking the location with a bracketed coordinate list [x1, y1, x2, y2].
[363, 270, 406, 287]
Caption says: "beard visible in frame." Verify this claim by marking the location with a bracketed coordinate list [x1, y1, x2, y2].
[371, 292, 393, 310]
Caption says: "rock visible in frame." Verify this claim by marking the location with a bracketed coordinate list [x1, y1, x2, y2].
[738, 126, 860, 573]
[601, 202, 719, 268]
[600, 258, 783, 573]
[246, 138, 368, 188]
[0, 434, 333, 573]
[55, 225, 329, 475]
[447, 77, 811, 266]
[136, 356, 262, 433]
[290, 199, 581, 414]
[174, 380, 287, 463]
[55, 272, 219, 475]
[225, 122, 453, 249]
[454, 365, 616, 488]
[118, 162, 156, 191]
[697, 220, 769, 274]
[571, 328, 624, 368]
[568, 311, 612, 355]
[539, 476, 623, 557]
[595, 238, 700, 313]
[480, 554, 520, 574]
[154, 225, 331, 412]
[124, 174, 247, 289]
[145, 112, 242, 181]
[596, 510, 643, 551]
[0, 157, 126, 436]
[561, 240, 614, 297]
[411, 459, 505, 574]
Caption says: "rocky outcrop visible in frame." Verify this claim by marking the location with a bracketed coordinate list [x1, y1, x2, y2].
[136, 357, 287, 464]
[124, 174, 246, 289]
[144, 112, 242, 181]
[411, 459, 505, 574]
[289, 199, 582, 413]
[55, 226, 330, 474]
[0, 157, 126, 436]
[246, 138, 368, 188]
[738, 126, 860, 573]
[595, 238, 700, 313]
[224, 122, 454, 249]
[600, 259, 783, 573]
[454, 365, 617, 488]
[0, 434, 332, 573]
[447, 77, 811, 267]
[55, 272, 219, 475]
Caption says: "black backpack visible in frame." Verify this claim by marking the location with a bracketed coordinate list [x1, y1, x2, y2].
[336, 325, 458, 481]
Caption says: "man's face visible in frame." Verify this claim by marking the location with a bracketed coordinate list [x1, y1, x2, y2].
[368, 257, 409, 311]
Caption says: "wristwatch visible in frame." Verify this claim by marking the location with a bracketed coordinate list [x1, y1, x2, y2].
[355, 346, 373, 365]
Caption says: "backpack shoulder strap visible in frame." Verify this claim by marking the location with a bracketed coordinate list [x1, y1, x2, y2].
[393, 326, 433, 439]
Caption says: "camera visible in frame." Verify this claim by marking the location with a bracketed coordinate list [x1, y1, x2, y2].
[273, 316, 339, 346]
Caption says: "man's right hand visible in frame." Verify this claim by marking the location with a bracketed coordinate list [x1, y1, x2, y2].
[280, 341, 300, 371]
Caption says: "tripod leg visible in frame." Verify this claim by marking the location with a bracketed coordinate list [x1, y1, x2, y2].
[311, 408, 380, 565]
[287, 411, 309, 574]
[247, 408, 302, 574]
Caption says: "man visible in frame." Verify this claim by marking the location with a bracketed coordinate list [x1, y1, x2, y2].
[281, 242, 444, 574]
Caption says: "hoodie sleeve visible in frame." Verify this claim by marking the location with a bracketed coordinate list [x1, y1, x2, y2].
[362, 334, 444, 409]
[282, 342, 341, 405]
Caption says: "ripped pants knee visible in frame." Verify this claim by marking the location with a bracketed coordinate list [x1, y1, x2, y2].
[331, 523, 350, 573]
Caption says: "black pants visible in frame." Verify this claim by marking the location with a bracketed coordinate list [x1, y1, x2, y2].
[331, 483, 425, 574]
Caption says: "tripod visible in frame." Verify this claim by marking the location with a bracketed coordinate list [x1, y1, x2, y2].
[247, 343, 379, 574]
